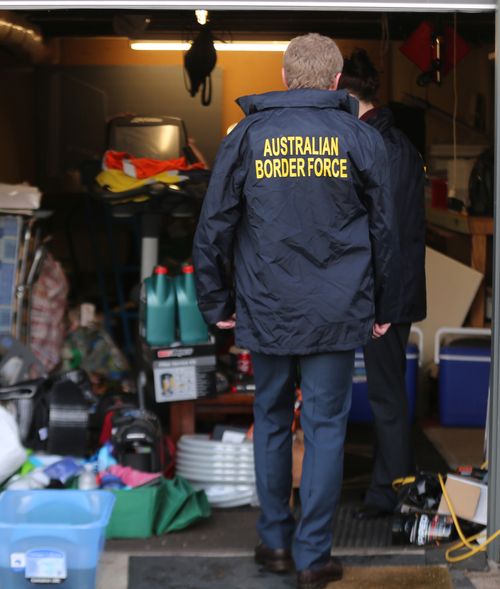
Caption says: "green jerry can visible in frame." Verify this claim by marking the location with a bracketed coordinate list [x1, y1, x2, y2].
[145, 265, 176, 346]
[175, 264, 209, 344]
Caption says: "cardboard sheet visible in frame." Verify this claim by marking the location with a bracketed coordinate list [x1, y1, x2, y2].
[414, 247, 483, 368]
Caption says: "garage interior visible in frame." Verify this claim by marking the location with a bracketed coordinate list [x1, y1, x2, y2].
[0, 5, 499, 589]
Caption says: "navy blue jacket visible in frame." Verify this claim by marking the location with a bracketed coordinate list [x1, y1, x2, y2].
[193, 89, 399, 355]
[362, 107, 426, 323]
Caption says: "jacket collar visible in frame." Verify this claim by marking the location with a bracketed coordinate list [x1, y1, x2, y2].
[361, 106, 395, 134]
[237, 89, 359, 117]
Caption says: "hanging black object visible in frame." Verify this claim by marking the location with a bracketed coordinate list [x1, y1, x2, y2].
[184, 27, 217, 106]
[469, 148, 494, 217]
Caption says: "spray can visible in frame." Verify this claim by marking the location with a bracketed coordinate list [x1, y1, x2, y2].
[237, 350, 253, 376]
[175, 264, 209, 344]
[145, 265, 176, 346]
[392, 513, 455, 546]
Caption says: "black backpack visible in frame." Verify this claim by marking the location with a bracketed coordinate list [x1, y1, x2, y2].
[111, 408, 165, 473]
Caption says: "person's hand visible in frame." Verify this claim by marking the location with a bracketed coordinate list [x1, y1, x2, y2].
[216, 314, 236, 330]
[372, 322, 391, 339]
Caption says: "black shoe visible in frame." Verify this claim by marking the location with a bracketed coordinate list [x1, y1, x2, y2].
[296, 557, 343, 589]
[254, 543, 293, 574]
[353, 504, 393, 520]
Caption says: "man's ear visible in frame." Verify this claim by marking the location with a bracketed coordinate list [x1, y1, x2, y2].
[282, 67, 289, 89]
[329, 72, 342, 91]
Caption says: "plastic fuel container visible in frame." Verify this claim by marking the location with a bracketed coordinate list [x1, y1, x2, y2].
[175, 264, 209, 344]
[145, 265, 176, 346]
[0, 489, 115, 589]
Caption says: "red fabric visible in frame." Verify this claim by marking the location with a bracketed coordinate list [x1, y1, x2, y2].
[103, 150, 206, 179]
[164, 435, 176, 479]
[98, 410, 115, 446]
[29, 252, 69, 371]
[399, 21, 435, 74]
[104, 464, 162, 487]
[440, 24, 470, 76]
[399, 21, 470, 77]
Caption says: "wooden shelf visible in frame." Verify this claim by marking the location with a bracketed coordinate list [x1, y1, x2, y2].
[169, 393, 254, 442]
[196, 392, 254, 415]
[426, 204, 493, 236]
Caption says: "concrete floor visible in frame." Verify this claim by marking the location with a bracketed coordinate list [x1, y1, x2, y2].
[465, 562, 500, 589]
[96, 549, 500, 589]
[98, 552, 128, 589]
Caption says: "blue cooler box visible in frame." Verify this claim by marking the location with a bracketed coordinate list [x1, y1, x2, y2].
[436, 328, 491, 427]
[0, 490, 115, 589]
[349, 341, 419, 423]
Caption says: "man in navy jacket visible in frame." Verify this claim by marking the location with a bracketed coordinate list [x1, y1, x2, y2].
[339, 49, 426, 520]
[193, 34, 399, 589]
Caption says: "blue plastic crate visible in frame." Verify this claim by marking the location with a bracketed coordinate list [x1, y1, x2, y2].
[0, 490, 115, 589]
[349, 342, 419, 423]
[435, 327, 491, 428]
[438, 344, 490, 427]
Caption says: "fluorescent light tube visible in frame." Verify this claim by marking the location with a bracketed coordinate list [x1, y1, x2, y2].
[130, 40, 290, 52]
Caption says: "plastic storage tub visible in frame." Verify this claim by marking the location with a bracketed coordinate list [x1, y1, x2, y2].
[0, 489, 115, 589]
[435, 327, 491, 427]
[349, 327, 422, 423]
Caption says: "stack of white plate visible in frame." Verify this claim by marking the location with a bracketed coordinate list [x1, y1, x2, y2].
[176, 434, 257, 508]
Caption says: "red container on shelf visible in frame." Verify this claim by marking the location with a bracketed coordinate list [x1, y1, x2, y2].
[431, 178, 448, 209]
[237, 350, 253, 376]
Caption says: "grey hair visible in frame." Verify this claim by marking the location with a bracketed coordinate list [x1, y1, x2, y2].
[283, 33, 344, 90]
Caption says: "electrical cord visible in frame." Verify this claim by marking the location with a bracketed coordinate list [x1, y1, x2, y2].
[438, 472, 499, 563]
[392, 476, 416, 490]
[391, 473, 497, 561]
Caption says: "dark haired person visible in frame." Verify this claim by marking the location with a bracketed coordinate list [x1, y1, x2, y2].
[339, 49, 427, 519]
[193, 34, 400, 589]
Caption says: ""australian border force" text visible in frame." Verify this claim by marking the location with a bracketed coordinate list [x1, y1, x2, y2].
[255, 136, 349, 179]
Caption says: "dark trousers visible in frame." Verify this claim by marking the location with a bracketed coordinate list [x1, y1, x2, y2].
[363, 323, 415, 511]
[251, 350, 354, 571]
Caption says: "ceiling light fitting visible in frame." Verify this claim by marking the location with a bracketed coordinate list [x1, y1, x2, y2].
[130, 40, 290, 52]
[195, 10, 209, 26]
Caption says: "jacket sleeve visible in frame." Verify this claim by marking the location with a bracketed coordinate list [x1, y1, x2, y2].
[360, 135, 400, 324]
[192, 133, 246, 325]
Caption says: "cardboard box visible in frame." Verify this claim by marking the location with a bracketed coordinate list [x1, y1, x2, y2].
[142, 339, 217, 403]
[437, 473, 487, 525]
